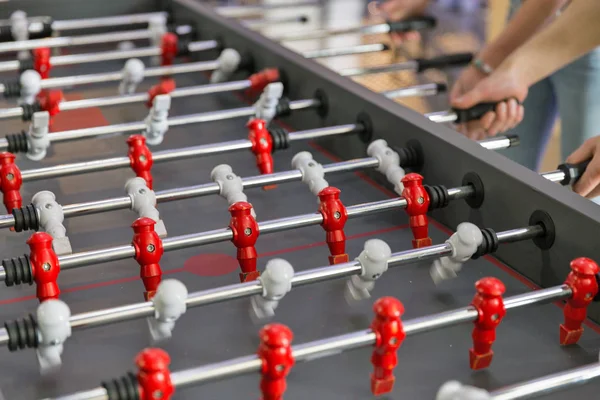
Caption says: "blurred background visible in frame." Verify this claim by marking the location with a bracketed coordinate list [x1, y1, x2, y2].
[211, 0, 561, 171]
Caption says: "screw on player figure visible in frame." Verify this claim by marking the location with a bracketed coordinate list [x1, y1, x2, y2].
[560, 257, 600, 345]
[370, 296, 406, 395]
[0, 152, 23, 213]
[135, 348, 175, 400]
[127, 135, 154, 189]
[345, 239, 392, 302]
[258, 323, 295, 400]
[247, 118, 275, 186]
[469, 277, 506, 370]
[148, 279, 188, 342]
[318, 187, 349, 264]
[251, 259, 295, 319]
[27, 232, 60, 302]
[401, 173, 432, 248]
[430, 222, 484, 284]
[229, 201, 260, 282]
[132, 217, 164, 300]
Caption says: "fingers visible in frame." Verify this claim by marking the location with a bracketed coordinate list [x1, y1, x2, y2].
[566, 137, 596, 164]
[573, 156, 600, 198]
[390, 31, 421, 46]
[486, 102, 507, 137]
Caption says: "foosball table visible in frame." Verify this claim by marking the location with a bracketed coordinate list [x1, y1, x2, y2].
[0, 1, 597, 399]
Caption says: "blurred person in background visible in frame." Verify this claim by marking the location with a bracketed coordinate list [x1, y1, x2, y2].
[375, 0, 600, 200]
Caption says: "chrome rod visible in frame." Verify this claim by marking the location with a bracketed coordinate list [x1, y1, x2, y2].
[303, 43, 388, 59]
[340, 60, 419, 77]
[0, 29, 157, 53]
[273, 23, 391, 42]
[541, 170, 566, 183]
[382, 83, 442, 99]
[52, 12, 170, 31]
[425, 110, 457, 124]
[490, 361, 600, 400]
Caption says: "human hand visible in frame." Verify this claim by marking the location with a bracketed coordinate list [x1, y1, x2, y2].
[375, 0, 430, 45]
[565, 137, 600, 199]
[449, 65, 491, 140]
[450, 60, 527, 139]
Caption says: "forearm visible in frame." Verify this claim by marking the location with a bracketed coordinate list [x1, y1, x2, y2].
[478, 0, 567, 67]
[505, 0, 600, 87]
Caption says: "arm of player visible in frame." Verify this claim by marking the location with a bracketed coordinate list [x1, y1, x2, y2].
[451, 0, 567, 139]
[452, 1, 600, 136]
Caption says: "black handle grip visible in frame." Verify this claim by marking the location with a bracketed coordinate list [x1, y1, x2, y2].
[0, 26, 13, 42]
[28, 21, 53, 40]
[452, 102, 500, 123]
[416, 52, 474, 72]
[556, 160, 591, 186]
[387, 15, 437, 33]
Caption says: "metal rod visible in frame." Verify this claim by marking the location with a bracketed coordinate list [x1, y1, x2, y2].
[0, 40, 217, 74]
[0, 29, 160, 53]
[381, 83, 442, 99]
[340, 60, 419, 77]
[51, 12, 171, 31]
[490, 361, 600, 400]
[243, 15, 309, 29]
[541, 170, 565, 183]
[303, 43, 388, 59]
[216, 2, 319, 17]
[424, 110, 457, 124]
[273, 23, 391, 42]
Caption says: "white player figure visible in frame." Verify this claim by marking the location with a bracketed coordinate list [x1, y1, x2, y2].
[118, 58, 145, 95]
[18, 69, 42, 105]
[345, 239, 392, 302]
[125, 177, 167, 237]
[10, 11, 30, 60]
[26, 111, 50, 161]
[251, 259, 294, 319]
[291, 152, 329, 199]
[436, 381, 491, 400]
[430, 222, 483, 284]
[148, 15, 167, 66]
[253, 82, 284, 124]
[36, 299, 72, 373]
[143, 94, 171, 145]
[367, 139, 406, 195]
[32, 191, 72, 255]
[210, 48, 242, 84]
[147, 279, 188, 342]
[211, 164, 256, 218]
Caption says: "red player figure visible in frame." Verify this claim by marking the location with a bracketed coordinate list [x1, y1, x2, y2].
[247, 118, 276, 189]
[160, 33, 178, 66]
[246, 68, 281, 98]
[33, 47, 51, 79]
[27, 232, 60, 302]
[0, 152, 23, 213]
[135, 348, 174, 400]
[146, 79, 176, 108]
[257, 323, 295, 400]
[370, 296, 406, 395]
[469, 277, 506, 370]
[229, 201, 260, 282]
[128, 135, 154, 189]
[37, 89, 64, 124]
[318, 187, 349, 264]
[560, 257, 600, 345]
[401, 173, 432, 248]
[132, 218, 164, 300]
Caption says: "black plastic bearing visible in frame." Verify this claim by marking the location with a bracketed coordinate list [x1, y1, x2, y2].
[4, 314, 38, 351]
[3, 255, 33, 287]
[269, 126, 290, 152]
[238, 51, 256, 73]
[275, 97, 292, 118]
[176, 35, 192, 57]
[18, 58, 34, 74]
[3, 81, 21, 98]
[313, 88, 329, 119]
[21, 101, 42, 122]
[398, 139, 424, 172]
[472, 228, 499, 260]
[528, 210, 556, 250]
[5, 130, 28, 154]
[461, 172, 484, 209]
[425, 185, 450, 211]
[102, 372, 140, 400]
[12, 204, 39, 232]
[356, 112, 373, 143]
